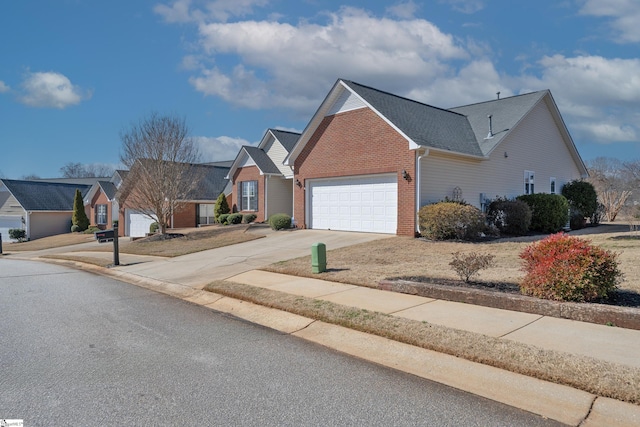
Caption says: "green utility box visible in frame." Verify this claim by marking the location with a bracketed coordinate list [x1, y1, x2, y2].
[311, 242, 326, 274]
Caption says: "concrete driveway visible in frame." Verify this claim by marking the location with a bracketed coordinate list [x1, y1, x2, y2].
[68, 229, 391, 289]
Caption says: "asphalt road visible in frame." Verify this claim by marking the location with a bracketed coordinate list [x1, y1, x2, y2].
[0, 259, 562, 426]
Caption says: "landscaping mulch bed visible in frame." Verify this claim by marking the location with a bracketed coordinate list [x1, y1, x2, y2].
[379, 277, 640, 330]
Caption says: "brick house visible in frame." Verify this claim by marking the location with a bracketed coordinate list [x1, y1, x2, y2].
[83, 170, 128, 230]
[227, 129, 300, 222]
[284, 79, 588, 236]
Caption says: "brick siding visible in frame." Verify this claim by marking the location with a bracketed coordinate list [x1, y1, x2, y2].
[232, 166, 265, 222]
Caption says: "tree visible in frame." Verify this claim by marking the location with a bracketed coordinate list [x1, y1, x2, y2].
[60, 162, 114, 178]
[22, 174, 40, 180]
[587, 157, 632, 222]
[119, 112, 202, 234]
[71, 188, 90, 231]
[561, 180, 598, 219]
[214, 192, 230, 223]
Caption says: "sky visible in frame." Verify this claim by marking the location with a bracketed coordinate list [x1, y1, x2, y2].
[1, 0, 639, 179]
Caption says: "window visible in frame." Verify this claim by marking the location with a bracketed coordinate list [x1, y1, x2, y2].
[524, 171, 535, 195]
[95, 204, 108, 225]
[550, 177, 557, 194]
[240, 181, 258, 211]
[198, 204, 215, 225]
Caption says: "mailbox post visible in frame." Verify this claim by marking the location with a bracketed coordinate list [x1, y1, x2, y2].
[311, 242, 326, 274]
[113, 225, 120, 266]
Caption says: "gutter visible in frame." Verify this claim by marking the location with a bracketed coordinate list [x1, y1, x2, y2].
[415, 149, 429, 234]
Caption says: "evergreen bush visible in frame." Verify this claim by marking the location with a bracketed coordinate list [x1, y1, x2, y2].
[269, 213, 291, 230]
[418, 202, 485, 240]
[243, 213, 257, 223]
[516, 194, 569, 233]
[486, 197, 531, 236]
[519, 233, 622, 302]
[218, 214, 230, 225]
[71, 189, 90, 231]
[228, 213, 243, 224]
[8, 228, 27, 242]
[214, 193, 230, 223]
[561, 180, 598, 221]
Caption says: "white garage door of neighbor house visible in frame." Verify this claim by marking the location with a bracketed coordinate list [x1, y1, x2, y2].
[126, 210, 156, 237]
[309, 174, 397, 234]
[0, 216, 23, 242]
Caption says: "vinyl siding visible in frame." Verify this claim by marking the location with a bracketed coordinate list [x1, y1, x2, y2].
[0, 190, 25, 216]
[239, 153, 256, 168]
[419, 100, 583, 208]
[326, 88, 366, 116]
[263, 137, 293, 178]
[266, 176, 293, 218]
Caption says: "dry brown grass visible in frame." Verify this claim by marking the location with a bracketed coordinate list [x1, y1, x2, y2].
[265, 224, 640, 294]
[205, 280, 640, 404]
[43, 254, 113, 268]
[3, 232, 95, 251]
[85, 225, 264, 257]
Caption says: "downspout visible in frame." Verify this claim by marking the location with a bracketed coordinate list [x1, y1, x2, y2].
[264, 175, 269, 221]
[415, 149, 429, 234]
[26, 211, 31, 241]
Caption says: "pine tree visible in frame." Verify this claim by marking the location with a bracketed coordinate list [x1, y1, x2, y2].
[72, 189, 90, 231]
[214, 192, 230, 223]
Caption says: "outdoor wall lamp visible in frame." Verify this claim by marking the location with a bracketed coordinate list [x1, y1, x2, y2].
[402, 169, 409, 180]
[295, 179, 302, 187]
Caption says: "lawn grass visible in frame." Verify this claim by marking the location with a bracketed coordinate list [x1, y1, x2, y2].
[3, 232, 95, 251]
[264, 224, 640, 295]
[204, 280, 640, 405]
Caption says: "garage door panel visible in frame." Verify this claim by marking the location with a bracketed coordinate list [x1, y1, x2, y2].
[309, 174, 397, 234]
[126, 210, 156, 237]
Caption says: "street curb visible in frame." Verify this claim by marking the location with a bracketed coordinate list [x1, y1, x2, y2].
[40, 258, 640, 426]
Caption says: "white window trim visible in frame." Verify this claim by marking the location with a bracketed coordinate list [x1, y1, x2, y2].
[96, 204, 108, 225]
[524, 170, 535, 195]
[550, 177, 557, 194]
[240, 180, 258, 211]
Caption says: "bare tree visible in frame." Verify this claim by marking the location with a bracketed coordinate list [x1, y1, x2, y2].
[119, 112, 202, 234]
[60, 162, 114, 178]
[22, 174, 41, 180]
[587, 157, 632, 222]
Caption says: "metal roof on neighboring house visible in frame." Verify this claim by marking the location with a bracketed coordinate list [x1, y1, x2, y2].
[1, 179, 91, 211]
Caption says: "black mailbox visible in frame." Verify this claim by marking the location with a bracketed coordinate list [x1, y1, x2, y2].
[95, 229, 115, 243]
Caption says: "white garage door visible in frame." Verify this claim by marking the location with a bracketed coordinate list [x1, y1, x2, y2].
[126, 210, 156, 237]
[0, 216, 23, 242]
[309, 174, 397, 234]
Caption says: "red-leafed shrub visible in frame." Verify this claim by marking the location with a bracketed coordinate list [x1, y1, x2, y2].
[519, 233, 622, 302]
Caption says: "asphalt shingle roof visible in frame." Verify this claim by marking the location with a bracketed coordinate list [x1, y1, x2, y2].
[97, 181, 118, 200]
[342, 80, 483, 156]
[270, 129, 301, 152]
[243, 146, 281, 175]
[187, 164, 231, 200]
[2, 179, 91, 211]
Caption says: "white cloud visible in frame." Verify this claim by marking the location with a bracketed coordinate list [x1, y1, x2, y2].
[0, 81, 9, 93]
[155, 0, 268, 23]
[19, 71, 90, 109]
[579, 0, 640, 43]
[386, 1, 419, 19]
[193, 135, 255, 162]
[187, 7, 467, 111]
[440, 0, 485, 14]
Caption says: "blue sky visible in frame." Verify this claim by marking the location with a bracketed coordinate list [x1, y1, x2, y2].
[1, 0, 639, 179]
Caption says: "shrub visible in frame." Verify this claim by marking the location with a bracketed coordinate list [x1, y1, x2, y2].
[519, 233, 622, 302]
[214, 193, 230, 223]
[71, 189, 90, 231]
[228, 213, 243, 224]
[418, 202, 485, 240]
[85, 226, 100, 234]
[8, 228, 27, 242]
[591, 202, 606, 225]
[149, 222, 159, 233]
[243, 213, 257, 224]
[569, 212, 586, 230]
[486, 197, 531, 236]
[517, 194, 569, 233]
[269, 213, 291, 230]
[561, 180, 598, 221]
[218, 214, 230, 225]
[71, 224, 81, 233]
[449, 252, 495, 282]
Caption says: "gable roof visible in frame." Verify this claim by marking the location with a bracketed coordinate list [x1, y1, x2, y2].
[449, 90, 548, 156]
[185, 163, 231, 200]
[286, 79, 586, 168]
[1, 179, 91, 211]
[268, 129, 301, 152]
[343, 80, 482, 156]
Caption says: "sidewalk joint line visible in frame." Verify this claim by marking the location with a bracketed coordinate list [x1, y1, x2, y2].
[497, 315, 544, 338]
[577, 396, 597, 427]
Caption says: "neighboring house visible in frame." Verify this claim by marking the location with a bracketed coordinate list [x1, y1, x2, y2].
[227, 129, 300, 222]
[118, 161, 231, 237]
[0, 179, 91, 240]
[83, 170, 128, 230]
[284, 79, 588, 236]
